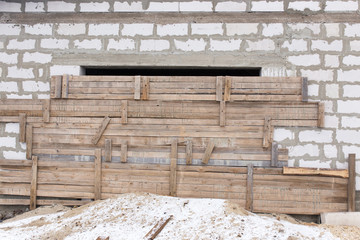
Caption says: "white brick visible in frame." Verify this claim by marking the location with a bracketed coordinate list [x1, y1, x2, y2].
[273, 128, 294, 142]
[157, 24, 188, 36]
[174, 39, 206, 52]
[48, 1, 76, 12]
[0, 81, 18, 92]
[215, 1, 247, 12]
[74, 39, 102, 50]
[140, 40, 170, 52]
[23, 52, 52, 64]
[262, 23, 283, 37]
[324, 115, 339, 128]
[191, 23, 223, 35]
[288, 1, 321, 11]
[299, 159, 331, 169]
[325, 84, 339, 98]
[80, 2, 110, 12]
[226, 23, 258, 36]
[342, 116, 360, 128]
[147, 2, 178, 12]
[261, 66, 288, 77]
[122, 24, 153, 37]
[338, 100, 360, 113]
[0, 1, 21, 12]
[7, 67, 34, 79]
[343, 85, 360, 98]
[3, 151, 26, 160]
[5, 123, 19, 134]
[57, 24, 86, 35]
[299, 130, 333, 143]
[25, 2, 45, 12]
[350, 40, 360, 51]
[89, 24, 119, 36]
[7, 39, 36, 50]
[308, 84, 319, 97]
[180, 1, 212, 12]
[343, 55, 360, 66]
[289, 23, 321, 35]
[287, 54, 320, 67]
[281, 39, 307, 52]
[38, 94, 50, 99]
[324, 55, 339, 68]
[0, 137, 16, 148]
[345, 24, 360, 37]
[324, 101, 333, 113]
[325, 1, 358, 11]
[25, 24, 53, 35]
[311, 40, 342, 51]
[289, 144, 319, 157]
[324, 23, 340, 37]
[338, 69, 360, 82]
[337, 130, 360, 144]
[113, 1, 143, 12]
[107, 39, 135, 51]
[342, 145, 360, 159]
[246, 39, 275, 51]
[50, 65, 80, 75]
[6, 94, 32, 99]
[251, 1, 283, 11]
[300, 69, 333, 82]
[22, 81, 50, 92]
[209, 39, 241, 51]
[0, 52, 18, 64]
[40, 38, 69, 49]
[0, 24, 21, 35]
[324, 145, 338, 158]
[337, 161, 349, 171]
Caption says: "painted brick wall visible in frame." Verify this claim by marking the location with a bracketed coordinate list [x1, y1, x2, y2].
[1, 0, 360, 189]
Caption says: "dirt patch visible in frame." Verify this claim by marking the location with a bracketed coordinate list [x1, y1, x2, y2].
[321, 224, 360, 240]
[225, 201, 250, 216]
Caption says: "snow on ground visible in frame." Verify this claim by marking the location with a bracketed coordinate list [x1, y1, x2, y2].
[0, 193, 358, 240]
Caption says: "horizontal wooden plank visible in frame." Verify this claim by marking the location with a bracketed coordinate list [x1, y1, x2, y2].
[283, 167, 349, 178]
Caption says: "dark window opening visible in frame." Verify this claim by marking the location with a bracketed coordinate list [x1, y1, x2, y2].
[83, 66, 261, 76]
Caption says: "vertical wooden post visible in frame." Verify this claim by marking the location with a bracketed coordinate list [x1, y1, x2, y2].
[51, 75, 62, 99]
[202, 140, 215, 164]
[262, 117, 271, 149]
[245, 164, 254, 212]
[301, 77, 308, 102]
[224, 76, 232, 102]
[219, 101, 226, 127]
[134, 75, 141, 100]
[19, 113, 27, 142]
[104, 139, 112, 162]
[61, 74, 69, 99]
[318, 102, 325, 128]
[121, 100, 128, 124]
[121, 141, 128, 163]
[30, 156, 38, 210]
[94, 149, 102, 201]
[169, 139, 177, 196]
[271, 142, 279, 167]
[43, 99, 50, 123]
[141, 77, 150, 100]
[91, 116, 111, 145]
[26, 125, 33, 160]
[215, 76, 223, 101]
[185, 140, 193, 165]
[348, 153, 356, 212]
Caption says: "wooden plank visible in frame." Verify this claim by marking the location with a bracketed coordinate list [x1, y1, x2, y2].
[201, 140, 215, 164]
[53, 76, 62, 99]
[271, 142, 278, 167]
[94, 148, 102, 201]
[42, 99, 50, 123]
[283, 167, 349, 178]
[121, 100, 128, 124]
[121, 141, 128, 163]
[91, 116, 111, 145]
[216, 76, 223, 101]
[134, 75, 141, 100]
[26, 125, 33, 159]
[262, 117, 271, 149]
[144, 215, 172, 240]
[105, 139, 112, 162]
[61, 74, 69, 99]
[224, 76, 232, 102]
[302, 77, 308, 102]
[141, 77, 150, 100]
[169, 139, 177, 196]
[348, 153, 356, 212]
[220, 101, 226, 127]
[19, 113, 27, 142]
[185, 140, 193, 165]
[30, 155, 38, 210]
[245, 164, 254, 212]
[318, 102, 325, 128]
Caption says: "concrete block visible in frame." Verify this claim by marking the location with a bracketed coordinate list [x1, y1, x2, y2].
[3, 151, 26, 160]
[74, 39, 102, 50]
[57, 24, 86, 35]
[80, 2, 110, 12]
[226, 23, 258, 36]
[107, 39, 135, 51]
[289, 23, 321, 34]
[325, 1, 358, 12]
[41, 38, 69, 49]
[324, 23, 340, 37]
[7, 67, 34, 79]
[7, 39, 36, 50]
[342, 116, 360, 128]
[300, 69, 333, 82]
[311, 40, 342, 51]
[299, 130, 333, 143]
[215, 1, 247, 12]
[25, 24, 53, 35]
[324, 144, 338, 158]
[180, 1, 213, 12]
[246, 39, 275, 51]
[350, 40, 360, 51]
[88, 24, 119, 36]
[324, 55, 339, 68]
[0, 53, 18, 64]
[287, 54, 320, 67]
[23, 52, 52, 64]
[5, 123, 19, 134]
[288, 144, 319, 157]
[261, 66, 288, 77]
[22, 81, 50, 92]
[0, 24, 21, 35]
[140, 40, 170, 52]
[114, 1, 143, 12]
[326, 84, 339, 98]
[122, 24, 153, 37]
[288, 1, 321, 11]
[209, 39, 241, 51]
[0, 137, 16, 148]
[273, 128, 294, 142]
[0, 81, 18, 93]
[324, 100, 334, 113]
[299, 159, 331, 168]
[262, 23, 283, 37]
[338, 69, 360, 82]
[49, 65, 80, 75]
[308, 84, 319, 97]
[48, 1, 76, 12]
[174, 39, 206, 52]
[342, 145, 360, 159]
[338, 100, 360, 114]
[157, 24, 188, 36]
[6, 94, 32, 99]
[324, 115, 339, 128]
[337, 130, 360, 144]
[344, 24, 360, 37]
[282, 39, 307, 52]
[321, 212, 360, 227]
[191, 23, 223, 35]
[25, 2, 45, 12]
[344, 85, 360, 98]
[251, 1, 283, 12]
[343, 55, 360, 66]
[38, 94, 50, 99]
[0, 1, 21, 12]
[147, 2, 179, 12]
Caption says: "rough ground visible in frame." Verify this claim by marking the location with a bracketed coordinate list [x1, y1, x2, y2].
[0, 193, 359, 240]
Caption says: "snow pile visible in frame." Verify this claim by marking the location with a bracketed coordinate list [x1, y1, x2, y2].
[0, 193, 355, 239]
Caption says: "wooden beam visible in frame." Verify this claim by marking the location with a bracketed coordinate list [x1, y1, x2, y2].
[318, 102, 325, 128]
[302, 77, 308, 102]
[52, 75, 62, 99]
[144, 215, 173, 240]
[219, 101, 226, 127]
[61, 74, 69, 99]
[169, 139, 178, 197]
[30, 155, 38, 210]
[224, 76, 232, 102]
[94, 148, 102, 201]
[104, 139, 112, 163]
[134, 75, 141, 100]
[245, 164, 254, 212]
[19, 113, 26, 142]
[185, 140, 193, 165]
[91, 116, 111, 145]
[201, 140, 215, 164]
[42, 99, 50, 123]
[121, 100, 128, 124]
[121, 141, 128, 163]
[141, 77, 150, 100]
[262, 117, 272, 149]
[283, 167, 349, 178]
[271, 142, 278, 167]
[26, 125, 33, 160]
[348, 153, 356, 212]
[215, 76, 223, 101]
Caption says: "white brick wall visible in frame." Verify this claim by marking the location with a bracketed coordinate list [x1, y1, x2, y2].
[157, 24, 188, 37]
[0, 1, 21, 12]
[47, 1, 76, 12]
[41, 39, 69, 49]
[49, 65, 80, 75]
[140, 40, 170, 51]
[25, 24, 53, 35]
[215, 1, 247, 12]
[288, 1, 321, 11]
[300, 69, 334, 82]
[343, 55, 360, 66]
[0, 137, 16, 148]
[344, 24, 360, 37]
[80, 2, 110, 12]
[22, 81, 50, 92]
[282, 39, 308, 52]
[350, 40, 360, 51]
[324, 23, 340, 37]
[191, 23, 223, 35]
[289, 144, 319, 157]
[147, 2, 179, 12]
[325, 0, 358, 11]
[0, 52, 18, 64]
[308, 84, 319, 96]
[342, 116, 360, 128]
[299, 159, 331, 168]
[338, 100, 360, 113]
[226, 23, 258, 36]
[299, 130, 333, 143]
[7, 39, 36, 50]
[0, 81, 18, 93]
[5, 123, 19, 134]
[89, 24, 119, 36]
[0, 24, 21, 35]
[174, 39, 206, 52]
[273, 128, 294, 142]
[262, 23, 283, 37]
[122, 24, 154, 37]
[324, 115, 339, 128]
[7, 67, 34, 79]
[23, 52, 52, 64]
[251, 1, 283, 12]
[107, 39, 135, 51]
[287, 54, 320, 67]
[324, 55, 339, 68]
[209, 39, 241, 51]
[74, 39, 102, 50]
[337, 130, 360, 144]
[57, 24, 86, 36]
[289, 23, 321, 35]
[338, 69, 360, 82]
[179, 1, 213, 12]
[246, 39, 275, 51]
[113, 1, 143, 12]
[311, 40, 342, 52]
[25, 2, 45, 12]
[324, 145, 338, 158]
[325, 84, 339, 98]
[3, 151, 26, 160]
[343, 85, 360, 98]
